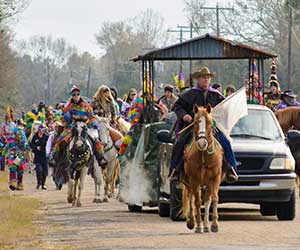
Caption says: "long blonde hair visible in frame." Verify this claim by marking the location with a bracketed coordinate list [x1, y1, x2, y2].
[93, 85, 114, 109]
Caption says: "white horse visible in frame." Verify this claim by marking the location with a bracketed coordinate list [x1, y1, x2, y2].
[95, 116, 120, 202]
[67, 121, 92, 207]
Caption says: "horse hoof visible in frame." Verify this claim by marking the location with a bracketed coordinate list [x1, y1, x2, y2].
[93, 198, 96, 203]
[72, 201, 76, 207]
[77, 201, 82, 207]
[210, 224, 218, 233]
[186, 218, 195, 230]
[103, 197, 108, 202]
[67, 196, 73, 203]
[95, 199, 102, 203]
[195, 227, 203, 234]
[204, 227, 210, 233]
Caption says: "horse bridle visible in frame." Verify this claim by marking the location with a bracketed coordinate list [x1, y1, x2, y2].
[195, 115, 209, 151]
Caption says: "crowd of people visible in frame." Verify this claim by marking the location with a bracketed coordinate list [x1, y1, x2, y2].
[1, 61, 299, 191]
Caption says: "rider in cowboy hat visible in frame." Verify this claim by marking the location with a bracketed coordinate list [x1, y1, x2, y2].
[276, 90, 300, 110]
[170, 67, 238, 183]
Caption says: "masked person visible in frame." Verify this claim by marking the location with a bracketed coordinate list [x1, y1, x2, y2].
[170, 67, 238, 183]
[2, 127, 29, 190]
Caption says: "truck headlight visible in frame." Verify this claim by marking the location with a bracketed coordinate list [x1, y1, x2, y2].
[269, 158, 295, 171]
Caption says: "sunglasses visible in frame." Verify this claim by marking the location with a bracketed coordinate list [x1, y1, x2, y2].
[104, 89, 109, 92]
[72, 93, 80, 97]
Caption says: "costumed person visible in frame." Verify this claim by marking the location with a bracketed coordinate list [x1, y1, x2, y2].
[121, 88, 137, 121]
[246, 60, 263, 104]
[37, 101, 47, 124]
[118, 76, 159, 156]
[30, 124, 49, 189]
[2, 127, 29, 190]
[264, 59, 281, 111]
[46, 120, 64, 190]
[277, 90, 300, 110]
[92, 85, 118, 126]
[25, 103, 39, 136]
[0, 107, 16, 171]
[53, 85, 107, 167]
[170, 67, 238, 183]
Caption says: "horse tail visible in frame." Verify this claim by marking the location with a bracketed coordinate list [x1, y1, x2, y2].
[181, 185, 190, 219]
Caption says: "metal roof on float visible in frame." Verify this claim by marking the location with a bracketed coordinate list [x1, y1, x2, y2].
[131, 34, 277, 61]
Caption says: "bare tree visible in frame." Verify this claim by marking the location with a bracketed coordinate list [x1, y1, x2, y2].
[0, 0, 30, 24]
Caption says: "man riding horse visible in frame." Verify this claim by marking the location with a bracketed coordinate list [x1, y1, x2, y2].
[170, 67, 238, 183]
[53, 85, 107, 167]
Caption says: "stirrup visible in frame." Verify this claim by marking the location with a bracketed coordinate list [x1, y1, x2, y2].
[225, 167, 238, 184]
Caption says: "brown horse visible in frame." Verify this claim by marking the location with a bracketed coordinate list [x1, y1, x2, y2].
[275, 107, 300, 134]
[182, 105, 224, 234]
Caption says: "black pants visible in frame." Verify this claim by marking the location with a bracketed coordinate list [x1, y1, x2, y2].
[35, 162, 48, 186]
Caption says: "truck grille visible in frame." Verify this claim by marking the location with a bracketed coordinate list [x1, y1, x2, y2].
[236, 157, 266, 172]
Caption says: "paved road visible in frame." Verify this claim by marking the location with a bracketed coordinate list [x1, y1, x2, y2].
[19, 173, 300, 250]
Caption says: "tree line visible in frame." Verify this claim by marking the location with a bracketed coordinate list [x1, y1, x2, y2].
[0, 0, 300, 118]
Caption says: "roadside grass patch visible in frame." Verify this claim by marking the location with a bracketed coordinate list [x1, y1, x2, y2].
[0, 171, 40, 248]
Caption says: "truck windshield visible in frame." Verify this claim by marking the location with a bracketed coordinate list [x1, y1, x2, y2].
[230, 109, 282, 141]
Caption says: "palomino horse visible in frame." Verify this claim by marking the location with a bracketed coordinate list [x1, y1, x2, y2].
[181, 105, 223, 233]
[67, 121, 92, 207]
[275, 107, 300, 134]
[95, 116, 120, 202]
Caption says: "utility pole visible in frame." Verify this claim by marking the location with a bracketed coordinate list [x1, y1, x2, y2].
[86, 67, 91, 98]
[200, 3, 234, 82]
[199, 3, 234, 36]
[287, 0, 293, 89]
[167, 27, 190, 72]
[46, 60, 50, 105]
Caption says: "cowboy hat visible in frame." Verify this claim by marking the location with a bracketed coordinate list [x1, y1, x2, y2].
[281, 90, 297, 99]
[192, 67, 214, 79]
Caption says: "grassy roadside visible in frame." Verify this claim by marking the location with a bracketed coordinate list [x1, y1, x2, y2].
[0, 171, 41, 249]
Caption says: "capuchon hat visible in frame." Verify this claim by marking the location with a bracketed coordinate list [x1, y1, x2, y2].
[70, 85, 80, 94]
[281, 90, 297, 99]
[269, 80, 279, 88]
[192, 67, 214, 79]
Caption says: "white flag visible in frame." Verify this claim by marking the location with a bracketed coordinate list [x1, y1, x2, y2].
[211, 87, 248, 137]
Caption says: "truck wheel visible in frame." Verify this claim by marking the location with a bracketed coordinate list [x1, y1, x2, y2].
[170, 179, 184, 221]
[277, 190, 295, 221]
[260, 204, 276, 216]
[128, 204, 142, 212]
[158, 201, 170, 217]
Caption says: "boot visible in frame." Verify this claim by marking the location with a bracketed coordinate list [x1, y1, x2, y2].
[223, 161, 238, 184]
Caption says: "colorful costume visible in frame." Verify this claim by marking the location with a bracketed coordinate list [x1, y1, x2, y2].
[2, 127, 29, 190]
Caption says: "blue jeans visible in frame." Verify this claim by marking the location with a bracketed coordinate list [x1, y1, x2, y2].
[214, 130, 237, 170]
[35, 162, 48, 186]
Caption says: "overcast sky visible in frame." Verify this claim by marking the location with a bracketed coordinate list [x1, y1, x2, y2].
[13, 0, 228, 57]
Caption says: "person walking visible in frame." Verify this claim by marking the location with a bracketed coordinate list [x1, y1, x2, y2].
[30, 124, 49, 189]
